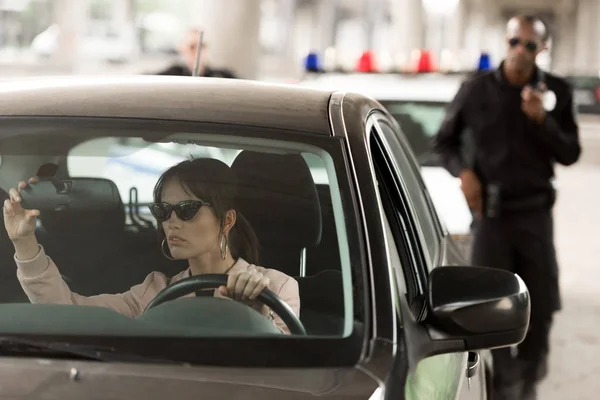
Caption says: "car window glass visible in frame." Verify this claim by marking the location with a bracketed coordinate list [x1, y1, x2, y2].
[379, 101, 475, 168]
[0, 124, 357, 344]
[379, 101, 445, 166]
[380, 198, 407, 297]
[373, 119, 440, 271]
[383, 102, 445, 138]
[70, 138, 329, 203]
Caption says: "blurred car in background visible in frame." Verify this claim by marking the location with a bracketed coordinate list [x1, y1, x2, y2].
[565, 74, 600, 114]
[30, 22, 140, 64]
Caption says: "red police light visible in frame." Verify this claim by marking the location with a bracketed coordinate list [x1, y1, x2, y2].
[356, 51, 377, 73]
[416, 50, 435, 73]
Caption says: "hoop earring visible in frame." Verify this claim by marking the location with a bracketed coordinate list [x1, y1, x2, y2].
[219, 234, 229, 261]
[161, 238, 176, 261]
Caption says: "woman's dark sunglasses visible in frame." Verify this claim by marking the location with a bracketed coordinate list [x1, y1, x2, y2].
[508, 37, 537, 52]
[149, 200, 211, 222]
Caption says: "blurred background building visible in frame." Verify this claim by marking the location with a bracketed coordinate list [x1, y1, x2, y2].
[0, 0, 599, 80]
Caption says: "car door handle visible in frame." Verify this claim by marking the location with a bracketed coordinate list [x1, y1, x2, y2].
[466, 351, 480, 379]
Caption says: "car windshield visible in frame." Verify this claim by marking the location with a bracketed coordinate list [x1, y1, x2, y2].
[378, 100, 447, 167]
[0, 118, 356, 359]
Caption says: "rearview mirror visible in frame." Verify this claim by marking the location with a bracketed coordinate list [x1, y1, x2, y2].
[428, 266, 530, 351]
[20, 178, 121, 212]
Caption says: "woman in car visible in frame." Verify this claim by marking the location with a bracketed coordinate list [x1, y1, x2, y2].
[3, 158, 300, 334]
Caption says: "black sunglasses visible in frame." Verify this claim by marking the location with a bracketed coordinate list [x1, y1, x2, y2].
[508, 37, 538, 52]
[148, 200, 211, 222]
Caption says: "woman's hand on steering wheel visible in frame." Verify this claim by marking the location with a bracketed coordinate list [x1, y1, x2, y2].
[144, 273, 306, 335]
[217, 266, 271, 314]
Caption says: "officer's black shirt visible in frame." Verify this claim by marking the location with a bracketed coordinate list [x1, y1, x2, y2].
[433, 61, 581, 199]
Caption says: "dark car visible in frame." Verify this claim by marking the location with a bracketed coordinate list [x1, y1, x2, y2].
[565, 75, 600, 114]
[0, 76, 530, 399]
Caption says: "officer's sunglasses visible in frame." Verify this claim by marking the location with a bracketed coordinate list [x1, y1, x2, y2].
[508, 37, 538, 53]
[149, 200, 211, 222]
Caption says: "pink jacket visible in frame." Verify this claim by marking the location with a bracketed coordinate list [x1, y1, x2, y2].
[14, 245, 300, 334]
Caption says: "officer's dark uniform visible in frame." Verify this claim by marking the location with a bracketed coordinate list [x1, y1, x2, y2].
[155, 63, 237, 78]
[433, 61, 580, 397]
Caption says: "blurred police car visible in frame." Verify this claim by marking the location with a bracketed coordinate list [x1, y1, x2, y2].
[297, 50, 481, 254]
[565, 74, 600, 114]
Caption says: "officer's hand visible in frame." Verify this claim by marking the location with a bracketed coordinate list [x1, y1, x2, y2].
[459, 169, 482, 219]
[521, 84, 546, 124]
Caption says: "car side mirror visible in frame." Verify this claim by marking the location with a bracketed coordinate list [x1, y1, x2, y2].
[427, 266, 530, 351]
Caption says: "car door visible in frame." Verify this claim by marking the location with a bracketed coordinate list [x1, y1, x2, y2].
[367, 113, 487, 400]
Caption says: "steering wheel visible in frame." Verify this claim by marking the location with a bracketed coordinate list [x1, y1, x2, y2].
[144, 274, 306, 335]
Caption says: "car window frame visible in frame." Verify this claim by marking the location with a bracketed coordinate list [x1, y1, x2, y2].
[376, 114, 446, 238]
[366, 118, 428, 310]
[370, 114, 442, 272]
[368, 114, 474, 400]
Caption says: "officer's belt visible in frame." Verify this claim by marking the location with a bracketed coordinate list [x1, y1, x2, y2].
[502, 192, 555, 212]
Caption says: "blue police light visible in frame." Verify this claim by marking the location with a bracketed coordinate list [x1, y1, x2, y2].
[305, 52, 320, 72]
[478, 52, 491, 71]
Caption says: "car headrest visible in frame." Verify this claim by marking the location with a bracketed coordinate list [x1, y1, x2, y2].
[231, 151, 322, 248]
[40, 178, 125, 234]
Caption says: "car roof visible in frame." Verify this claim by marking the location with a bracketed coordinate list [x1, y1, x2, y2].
[0, 75, 334, 134]
[298, 72, 463, 102]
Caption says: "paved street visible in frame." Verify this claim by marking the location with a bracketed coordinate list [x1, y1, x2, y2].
[538, 115, 600, 399]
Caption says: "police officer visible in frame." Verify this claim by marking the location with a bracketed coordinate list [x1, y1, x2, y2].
[154, 28, 237, 78]
[433, 15, 580, 400]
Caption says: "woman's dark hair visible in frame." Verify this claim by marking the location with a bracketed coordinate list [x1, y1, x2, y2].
[153, 158, 260, 265]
